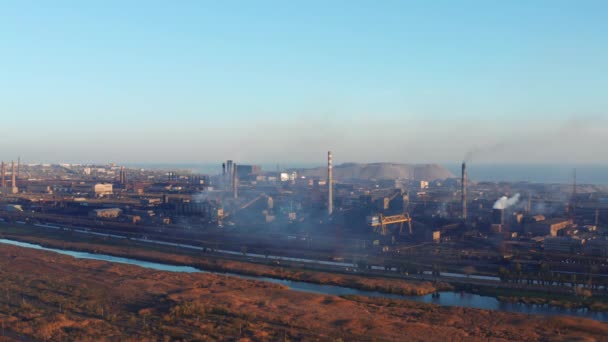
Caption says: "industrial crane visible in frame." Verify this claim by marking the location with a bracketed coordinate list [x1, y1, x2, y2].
[368, 213, 413, 235]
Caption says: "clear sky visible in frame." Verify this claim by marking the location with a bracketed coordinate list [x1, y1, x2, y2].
[1, 1, 607, 164]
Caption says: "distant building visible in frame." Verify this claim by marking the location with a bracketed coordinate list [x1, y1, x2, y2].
[491, 224, 503, 233]
[141, 198, 162, 206]
[544, 236, 583, 254]
[93, 183, 113, 196]
[70, 183, 92, 195]
[432, 230, 441, 242]
[0, 186, 18, 195]
[419, 180, 429, 190]
[525, 218, 571, 236]
[123, 215, 141, 224]
[26, 183, 53, 194]
[236, 165, 261, 180]
[584, 239, 608, 257]
[90, 208, 122, 219]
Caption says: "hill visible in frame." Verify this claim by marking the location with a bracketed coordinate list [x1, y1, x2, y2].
[293, 163, 454, 181]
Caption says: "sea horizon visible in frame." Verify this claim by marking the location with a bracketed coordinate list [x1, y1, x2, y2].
[122, 162, 608, 186]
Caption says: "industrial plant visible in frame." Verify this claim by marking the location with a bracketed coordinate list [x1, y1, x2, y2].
[1, 153, 608, 340]
[1, 153, 607, 269]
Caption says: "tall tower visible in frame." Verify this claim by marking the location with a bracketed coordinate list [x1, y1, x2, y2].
[226, 160, 233, 177]
[16, 157, 20, 181]
[226, 160, 234, 191]
[461, 161, 467, 223]
[119, 167, 127, 186]
[328, 151, 333, 216]
[232, 163, 238, 199]
[11, 161, 16, 189]
[0, 161, 5, 188]
[571, 168, 577, 222]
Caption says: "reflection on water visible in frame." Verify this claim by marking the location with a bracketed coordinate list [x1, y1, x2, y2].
[1, 238, 606, 322]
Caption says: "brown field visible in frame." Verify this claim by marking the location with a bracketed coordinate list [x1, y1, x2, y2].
[0, 231, 449, 296]
[0, 244, 607, 341]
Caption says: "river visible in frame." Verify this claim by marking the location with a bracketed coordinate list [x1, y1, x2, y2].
[1, 238, 607, 322]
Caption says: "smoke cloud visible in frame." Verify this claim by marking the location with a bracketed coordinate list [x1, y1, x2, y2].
[493, 193, 520, 210]
[464, 142, 507, 163]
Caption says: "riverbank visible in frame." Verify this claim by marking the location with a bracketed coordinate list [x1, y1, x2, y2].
[1, 242, 607, 341]
[3, 225, 608, 314]
[459, 284, 608, 312]
[0, 226, 450, 296]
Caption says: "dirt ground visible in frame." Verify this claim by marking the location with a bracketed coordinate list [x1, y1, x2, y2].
[2, 232, 449, 296]
[0, 244, 607, 341]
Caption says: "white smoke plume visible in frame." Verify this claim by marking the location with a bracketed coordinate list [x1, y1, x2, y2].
[193, 190, 212, 202]
[493, 193, 520, 210]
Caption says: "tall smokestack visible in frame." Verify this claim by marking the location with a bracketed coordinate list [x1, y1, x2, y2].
[0, 162, 5, 188]
[571, 168, 577, 222]
[119, 167, 127, 185]
[16, 157, 20, 182]
[11, 161, 16, 188]
[227, 160, 233, 176]
[226, 160, 234, 191]
[233, 163, 238, 199]
[461, 161, 467, 223]
[328, 151, 333, 216]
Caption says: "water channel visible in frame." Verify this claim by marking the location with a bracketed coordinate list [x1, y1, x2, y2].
[1, 238, 607, 322]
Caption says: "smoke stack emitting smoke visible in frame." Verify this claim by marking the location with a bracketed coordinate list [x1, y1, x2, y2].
[493, 193, 520, 210]
[0, 162, 5, 188]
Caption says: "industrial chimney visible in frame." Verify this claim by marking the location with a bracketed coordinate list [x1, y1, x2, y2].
[226, 160, 233, 176]
[232, 163, 238, 199]
[226, 160, 234, 191]
[328, 151, 333, 216]
[11, 161, 16, 188]
[461, 161, 467, 223]
[17, 156, 20, 181]
[0, 161, 5, 188]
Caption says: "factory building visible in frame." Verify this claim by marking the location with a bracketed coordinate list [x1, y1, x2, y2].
[419, 180, 429, 190]
[71, 183, 93, 195]
[93, 183, 113, 197]
[175, 201, 211, 215]
[90, 208, 123, 219]
[0, 186, 18, 195]
[543, 236, 583, 254]
[584, 239, 608, 257]
[525, 218, 572, 237]
[236, 165, 261, 180]
[25, 183, 53, 194]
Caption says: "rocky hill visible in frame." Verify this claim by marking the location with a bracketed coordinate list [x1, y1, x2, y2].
[293, 163, 454, 181]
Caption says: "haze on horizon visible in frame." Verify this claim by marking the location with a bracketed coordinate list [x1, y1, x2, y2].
[1, 1, 607, 165]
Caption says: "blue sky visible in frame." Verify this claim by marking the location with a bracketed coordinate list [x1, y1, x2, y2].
[1, 1, 607, 164]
